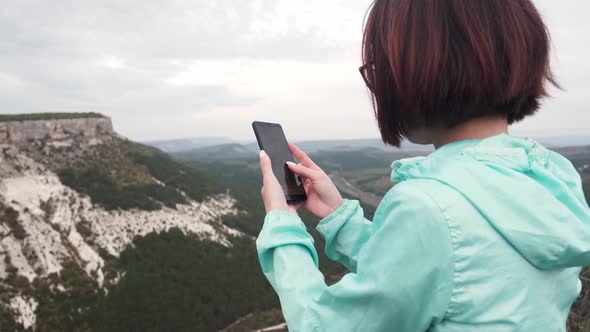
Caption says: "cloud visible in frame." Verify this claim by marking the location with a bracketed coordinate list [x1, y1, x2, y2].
[0, 0, 588, 141]
[0, 0, 371, 140]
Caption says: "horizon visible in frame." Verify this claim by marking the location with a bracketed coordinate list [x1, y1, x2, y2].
[1, 111, 590, 147]
[4, 111, 589, 146]
[1, 0, 588, 142]
[147, 133, 590, 144]
[145, 134, 590, 151]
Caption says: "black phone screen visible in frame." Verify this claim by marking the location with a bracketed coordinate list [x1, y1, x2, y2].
[252, 121, 307, 203]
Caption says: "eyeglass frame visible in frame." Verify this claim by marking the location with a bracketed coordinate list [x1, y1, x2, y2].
[359, 63, 375, 91]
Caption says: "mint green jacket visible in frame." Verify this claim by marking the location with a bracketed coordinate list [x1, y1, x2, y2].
[256, 134, 590, 331]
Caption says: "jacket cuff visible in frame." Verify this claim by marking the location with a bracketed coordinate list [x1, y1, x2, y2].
[256, 210, 318, 268]
[316, 199, 359, 240]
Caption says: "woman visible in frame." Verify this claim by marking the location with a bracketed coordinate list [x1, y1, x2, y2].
[257, 0, 590, 331]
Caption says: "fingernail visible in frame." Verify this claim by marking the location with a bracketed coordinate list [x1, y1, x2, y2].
[260, 150, 266, 158]
[286, 161, 295, 166]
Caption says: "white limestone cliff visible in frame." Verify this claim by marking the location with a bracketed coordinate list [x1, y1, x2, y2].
[0, 116, 242, 329]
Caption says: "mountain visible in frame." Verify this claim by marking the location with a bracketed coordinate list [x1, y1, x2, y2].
[161, 139, 433, 162]
[145, 137, 236, 153]
[165, 135, 590, 164]
[282, 138, 433, 153]
[537, 136, 590, 148]
[175, 143, 259, 162]
[0, 114, 283, 331]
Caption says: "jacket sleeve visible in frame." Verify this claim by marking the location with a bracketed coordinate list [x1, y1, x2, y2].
[316, 199, 373, 272]
[256, 182, 454, 332]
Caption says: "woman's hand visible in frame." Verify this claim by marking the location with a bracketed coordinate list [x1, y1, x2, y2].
[286, 143, 344, 219]
[259, 150, 301, 216]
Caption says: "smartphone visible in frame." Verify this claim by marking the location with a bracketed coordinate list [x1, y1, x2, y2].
[252, 121, 307, 204]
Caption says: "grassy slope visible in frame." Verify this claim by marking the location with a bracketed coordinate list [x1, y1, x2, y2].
[57, 139, 222, 211]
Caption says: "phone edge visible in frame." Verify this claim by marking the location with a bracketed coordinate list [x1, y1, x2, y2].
[251, 121, 264, 150]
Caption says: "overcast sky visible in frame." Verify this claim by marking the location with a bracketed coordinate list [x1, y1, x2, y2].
[1, 0, 588, 142]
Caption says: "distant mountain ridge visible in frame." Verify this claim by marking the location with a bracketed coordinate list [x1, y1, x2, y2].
[146, 136, 236, 153]
[150, 135, 590, 162]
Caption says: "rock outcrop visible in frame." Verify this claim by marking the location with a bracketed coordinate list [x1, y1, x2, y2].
[0, 116, 113, 145]
[0, 114, 240, 329]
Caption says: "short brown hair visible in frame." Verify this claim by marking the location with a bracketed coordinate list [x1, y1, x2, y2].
[362, 0, 557, 146]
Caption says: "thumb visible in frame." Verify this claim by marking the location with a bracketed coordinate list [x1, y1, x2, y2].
[260, 151, 276, 184]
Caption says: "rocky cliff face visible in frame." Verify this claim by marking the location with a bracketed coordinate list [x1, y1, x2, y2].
[0, 115, 240, 330]
[0, 117, 113, 145]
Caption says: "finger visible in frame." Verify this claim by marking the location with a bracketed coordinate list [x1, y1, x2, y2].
[303, 179, 312, 195]
[286, 162, 319, 180]
[259, 151, 275, 185]
[295, 175, 311, 193]
[259, 150, 271, 172]
[288, 143, 318, 169]
[258, 151, 290, 213]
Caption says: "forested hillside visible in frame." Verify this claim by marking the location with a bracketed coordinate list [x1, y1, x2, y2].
[0, 115, 277, 332]
[73, 144, 282, 331]
[91, 231, 277, 332]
